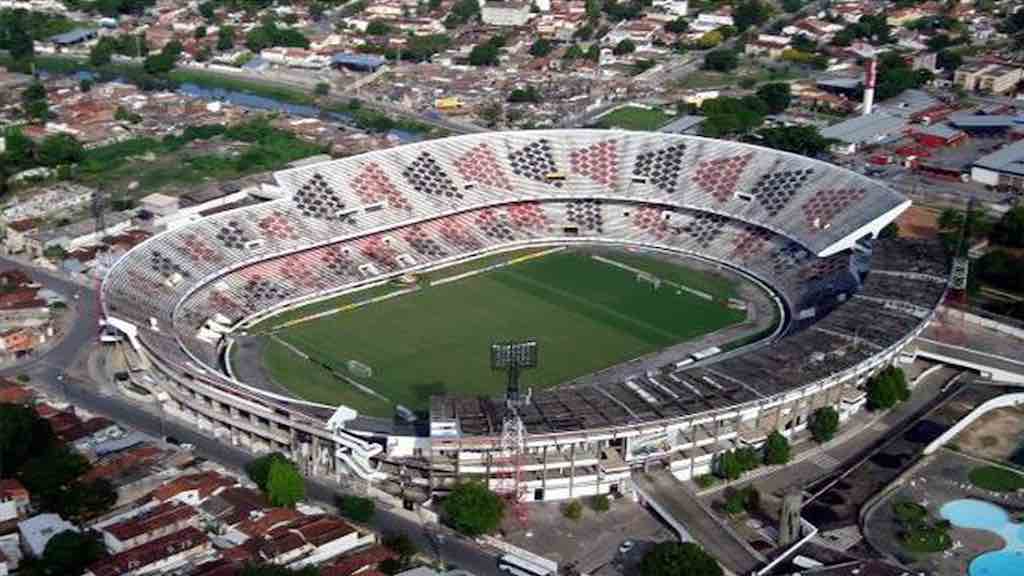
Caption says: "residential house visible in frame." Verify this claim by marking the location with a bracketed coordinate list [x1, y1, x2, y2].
[148, 470, 238, 506]
[18, 514, 76, 557]
[100, 501, 199, 553]
[83, 526, 212, 576]
[954, 63, 1023, 95]
[481, 2, 532, 27]
[0, 480, 30, 521]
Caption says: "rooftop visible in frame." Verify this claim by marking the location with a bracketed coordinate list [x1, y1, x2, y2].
[974, 139, 1024, 176]
[820, 113, 909, 145]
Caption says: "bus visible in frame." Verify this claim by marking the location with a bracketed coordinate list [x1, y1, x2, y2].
[498, 553, 557, 576]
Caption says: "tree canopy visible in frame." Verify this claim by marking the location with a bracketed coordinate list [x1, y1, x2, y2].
[747, 125, 833, 158]
[266, 459, 305, 507]
[867, 366, 909, 410]
[702, 48, 738, 72]
[442, 481, 504, 536]
[468, 36, 504, 66]
[755, 83, 792, 114]
[613, 38, 637, 55]
[763, 430, 791, 465]
[22, 530, 107, 576]
[640, 542, 723, 576]
[809, 407, 839, 443]
[0, 403, 55, 477]
[337, 494, 376, 522]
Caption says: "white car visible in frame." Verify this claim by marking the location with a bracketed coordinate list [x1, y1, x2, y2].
[618, 540, 635, 555]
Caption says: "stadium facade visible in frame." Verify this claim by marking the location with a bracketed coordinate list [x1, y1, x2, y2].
[101, 131, 946, 502]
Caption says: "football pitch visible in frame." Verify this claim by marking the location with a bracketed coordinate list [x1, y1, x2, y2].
[257, 250, 747, 417]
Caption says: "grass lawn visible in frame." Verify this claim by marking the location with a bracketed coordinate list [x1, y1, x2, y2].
[969, 465, 1024, 492]
[595, 106, 676, 131]
[261, 250, 744, 416]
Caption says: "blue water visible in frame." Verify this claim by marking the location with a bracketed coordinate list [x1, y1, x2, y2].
[941, 499, 1024, 576]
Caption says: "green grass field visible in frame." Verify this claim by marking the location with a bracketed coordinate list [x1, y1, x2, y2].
[594, 106, 676, 131]
[260, 250, 745, 416]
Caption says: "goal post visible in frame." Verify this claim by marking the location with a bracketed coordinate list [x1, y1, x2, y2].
[636, 271, 662, 290]
[347, 359, 373, 379]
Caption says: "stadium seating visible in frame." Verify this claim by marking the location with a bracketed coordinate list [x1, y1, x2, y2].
[101, 131, 937, 434]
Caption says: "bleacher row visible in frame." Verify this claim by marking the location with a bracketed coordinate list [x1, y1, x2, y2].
[437, 238, 947, 435]
[271, 131, 905, 256]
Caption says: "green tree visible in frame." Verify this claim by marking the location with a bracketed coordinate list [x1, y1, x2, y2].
[0, 403, 55, 477]
[36, 530, 106, 576]
[563, 499, 583, 521]
[702, 49, 738, 72]
[639, 542, 723, 576]
[22, 81, 49, 122]
[217, 25, 236, 50]
[89, 37, 115, 66]
[468, 37, 502, 66]
[665, 17, 689, 34]
[991, 206, 1024, 247]
[809, 406, 839, 443]
[748, 125, 833, 157]
[866, 366, 909, 410]
[508, 86, 540, 103]
[530, 37, 552, 57]
[613, 38, 636, 55]
[733, 0, 771, 32]
[366, 20, 391, 35]
[246, 452, 291, 491]
[755, 83, 792, 114]
[444, 0, 480, 28]
[590, 493, 610, 512]
[79, 78, 94, 93]
[442, 481, 504, 536]
[198, 1, 216, 19]
[266, 458, 305, 507]
[7, 26, 34, 61]
[37, 134, 85, 167]
[722, 486, 759, 515]
[716, 447, 760, 480]
[143, 51, 176, 74]
[315, 82, 330, 96]
[763, 430, 791, 465]
[337, 494, 376, 522]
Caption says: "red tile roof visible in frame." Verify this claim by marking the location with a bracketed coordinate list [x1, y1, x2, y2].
[235, 507, 302, 538]
[322, 545, 397, 576]
[148, 470, 236, 503]
[104, 501, 197, 541]
[86, 526, 209, 576]
[80, 445, 164, 482]
[0, 478, 29, 502]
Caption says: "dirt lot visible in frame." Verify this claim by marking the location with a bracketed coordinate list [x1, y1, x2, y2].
[897, 205, 940, 239]
[953, 406, 1024, 464]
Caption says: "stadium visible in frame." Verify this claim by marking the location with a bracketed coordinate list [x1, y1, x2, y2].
[101, 130, 948, 502]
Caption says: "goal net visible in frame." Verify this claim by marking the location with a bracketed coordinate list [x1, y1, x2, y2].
[347, 359, 373, 379]
[636, 271, 662, 290]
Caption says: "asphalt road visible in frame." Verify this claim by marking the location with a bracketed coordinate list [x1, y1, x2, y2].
[0, 256, 502, 576]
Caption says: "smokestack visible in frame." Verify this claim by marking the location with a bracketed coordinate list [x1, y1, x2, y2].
[863, 57, 877, 116]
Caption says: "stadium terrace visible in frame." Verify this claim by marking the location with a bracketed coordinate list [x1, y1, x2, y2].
[101, 130, 945, 502]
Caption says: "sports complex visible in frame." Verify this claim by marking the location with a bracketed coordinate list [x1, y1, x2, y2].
[101, 130, 949, 502]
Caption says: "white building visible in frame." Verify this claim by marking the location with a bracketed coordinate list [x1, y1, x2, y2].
[18, 514, 77, 557]
[481, 1, 532, 27]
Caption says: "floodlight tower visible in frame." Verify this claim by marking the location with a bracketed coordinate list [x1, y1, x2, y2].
[490, 340, 537, 524]
[91, 188, 108, 337]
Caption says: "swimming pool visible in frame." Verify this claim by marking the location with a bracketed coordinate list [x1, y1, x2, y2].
[940, 499, 1024, 576]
